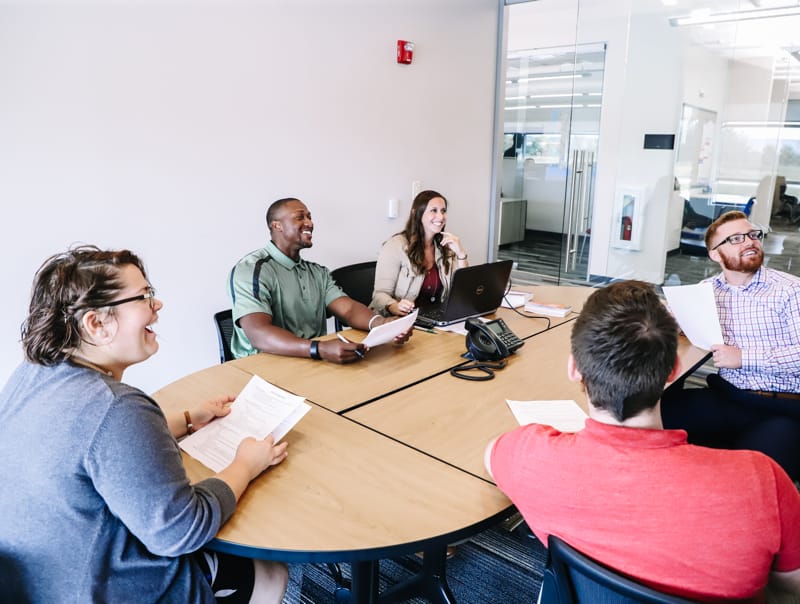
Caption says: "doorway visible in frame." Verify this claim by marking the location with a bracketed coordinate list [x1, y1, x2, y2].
[497, 41, 606, 285]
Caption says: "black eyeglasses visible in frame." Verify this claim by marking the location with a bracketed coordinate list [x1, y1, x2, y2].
[105, 286, 157, 310]
[710, 229, 763, 251]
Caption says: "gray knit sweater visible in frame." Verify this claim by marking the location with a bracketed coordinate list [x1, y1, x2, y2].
[0, 361, 235, 603]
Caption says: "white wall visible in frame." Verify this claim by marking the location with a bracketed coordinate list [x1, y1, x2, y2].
[601, 13, 683, 284]
[0, 0, 499, 393]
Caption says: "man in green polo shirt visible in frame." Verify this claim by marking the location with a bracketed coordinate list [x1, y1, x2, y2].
[229, 197, 406, 363]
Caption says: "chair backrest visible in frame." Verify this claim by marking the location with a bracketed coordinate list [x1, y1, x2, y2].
[540, 535, 694, 604]
[330, 261, 377, 331]
[743, 196, 755, 217]
[213, 309, 235, 363]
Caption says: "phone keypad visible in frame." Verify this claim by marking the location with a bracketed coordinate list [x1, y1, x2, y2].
[494, 319, 524, 352]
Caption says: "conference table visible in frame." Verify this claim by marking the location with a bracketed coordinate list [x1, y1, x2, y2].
[346, 320, 710, 480]
[152, 284, 709, 604]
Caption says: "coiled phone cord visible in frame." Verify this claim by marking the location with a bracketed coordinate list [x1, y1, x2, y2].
[450, 359, 507, 381]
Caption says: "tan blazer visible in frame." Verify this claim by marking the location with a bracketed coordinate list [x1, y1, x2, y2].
[370, 234, 455, 316]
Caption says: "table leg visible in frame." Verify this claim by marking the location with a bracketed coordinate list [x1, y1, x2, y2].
[379, 545, 456, 604]
[350, 560, 380, 604]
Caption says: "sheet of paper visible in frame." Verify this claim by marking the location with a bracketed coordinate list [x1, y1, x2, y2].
[362, 309, 418, 347]
[180, 375, 311, 472]
[662, 282, 723, 351]
[501, 290, 532, 309]
[506, 399, 587, 432]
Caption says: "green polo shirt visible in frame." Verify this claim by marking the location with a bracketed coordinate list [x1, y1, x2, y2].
[228, 241, 346, 358]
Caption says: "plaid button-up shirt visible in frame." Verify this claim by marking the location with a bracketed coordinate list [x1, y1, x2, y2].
[710, 266, 800, 392]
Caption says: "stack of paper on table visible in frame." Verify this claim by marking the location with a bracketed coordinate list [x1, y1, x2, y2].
[524, 300, 572, 318]
[180, 375, 311, 472]
[506, 399, 587, 432]
[501, 290, 533, 309]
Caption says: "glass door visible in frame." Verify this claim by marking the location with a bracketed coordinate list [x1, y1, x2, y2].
[498, 39, 605, 284]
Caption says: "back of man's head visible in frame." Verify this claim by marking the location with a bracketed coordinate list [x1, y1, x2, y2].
[571, 281, 678, 421]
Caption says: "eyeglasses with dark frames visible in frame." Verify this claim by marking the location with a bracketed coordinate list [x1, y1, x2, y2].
[104, 286, 157, 310]
[710, 229, 763, 251]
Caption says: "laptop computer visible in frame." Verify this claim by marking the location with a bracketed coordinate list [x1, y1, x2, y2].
[415, 260, 513, 327]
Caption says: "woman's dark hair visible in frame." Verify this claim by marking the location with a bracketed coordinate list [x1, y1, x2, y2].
[401, 190, 453, 275]
[21, 245, 147, 365]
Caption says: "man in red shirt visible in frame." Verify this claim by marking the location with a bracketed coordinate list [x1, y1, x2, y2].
[485, 281, 800, 601]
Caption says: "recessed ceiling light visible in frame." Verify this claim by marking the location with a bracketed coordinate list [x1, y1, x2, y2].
[670, 5, 800, 26]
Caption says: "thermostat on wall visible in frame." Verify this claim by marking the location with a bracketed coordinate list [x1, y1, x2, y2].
[643, 134, 675, 150]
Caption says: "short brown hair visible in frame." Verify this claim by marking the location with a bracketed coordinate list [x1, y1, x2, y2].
[704, 210, 748, 250]
[571, 281, 678, 421]
[21, 245, 147, 365]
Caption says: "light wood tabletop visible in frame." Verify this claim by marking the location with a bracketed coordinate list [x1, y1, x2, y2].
[228, 328, 468, 413]
[152, 362, 511, 560]
[225, 285, 594, 414]
[345, 321, 710, 481]
[492, 284, 593, 339]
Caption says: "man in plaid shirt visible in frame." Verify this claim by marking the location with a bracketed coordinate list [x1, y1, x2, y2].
[663, 210, 800, 481]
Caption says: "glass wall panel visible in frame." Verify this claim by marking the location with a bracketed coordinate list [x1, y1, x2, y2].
[498, 38, 605, 284]
[497, 0, 800, 287]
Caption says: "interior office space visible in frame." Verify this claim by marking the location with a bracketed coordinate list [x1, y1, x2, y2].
[498, 0, 800, 289]
[2, 0, 800, 395]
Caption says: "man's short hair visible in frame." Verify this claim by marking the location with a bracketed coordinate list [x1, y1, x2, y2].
[704, 210, 748, 249]
[265, 197, 301, 230]
[571, 281, 678, 421]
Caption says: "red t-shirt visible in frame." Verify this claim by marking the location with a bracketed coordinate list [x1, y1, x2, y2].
[490, 419, 800, 602]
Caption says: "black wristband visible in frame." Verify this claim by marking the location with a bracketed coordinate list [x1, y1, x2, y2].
[309, 340, 322, 360]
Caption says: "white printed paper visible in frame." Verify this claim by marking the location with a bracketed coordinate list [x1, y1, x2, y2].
[662, 283, 723, 351]
[180, 375, 311, 472]
[362, 309, 418, 347]
[506, 399, 587, 432]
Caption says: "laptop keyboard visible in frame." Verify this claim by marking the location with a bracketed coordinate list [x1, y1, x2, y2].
[414, 315, 437, 329]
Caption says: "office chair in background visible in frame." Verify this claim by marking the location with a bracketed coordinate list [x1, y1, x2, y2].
[330, 261, 377, 331]
[539, 535, 694, 604]
[213, 309, 235, 363]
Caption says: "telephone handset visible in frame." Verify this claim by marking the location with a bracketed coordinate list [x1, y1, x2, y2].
[465, 317, 524, 361]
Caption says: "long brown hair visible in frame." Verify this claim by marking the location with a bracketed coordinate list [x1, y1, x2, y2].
[401, 190, 453, 275]
[21, 245, 147, 365]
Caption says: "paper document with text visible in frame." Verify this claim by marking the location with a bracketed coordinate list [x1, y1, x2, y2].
[662, 282, 723, 351]
[180, 375, 311, 472]
[361, 309, 418, 347]
[506, 399, 587, 432]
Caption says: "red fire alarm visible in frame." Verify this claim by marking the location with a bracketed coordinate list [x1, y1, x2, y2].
[397, 40, 414, 64]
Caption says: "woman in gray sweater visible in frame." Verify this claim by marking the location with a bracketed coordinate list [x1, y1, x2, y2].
[0, 246, 288, 603]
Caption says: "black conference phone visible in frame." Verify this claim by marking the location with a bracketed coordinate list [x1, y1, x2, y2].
[465, 317, 524, 361]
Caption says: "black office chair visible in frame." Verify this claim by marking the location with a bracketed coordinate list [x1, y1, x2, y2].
[213, 309, 235, 363]
[540, 535, 695, 604]
[330, 261, 377, 331]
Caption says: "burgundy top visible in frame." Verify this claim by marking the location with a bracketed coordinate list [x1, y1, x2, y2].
[416, 266, 443, 309]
